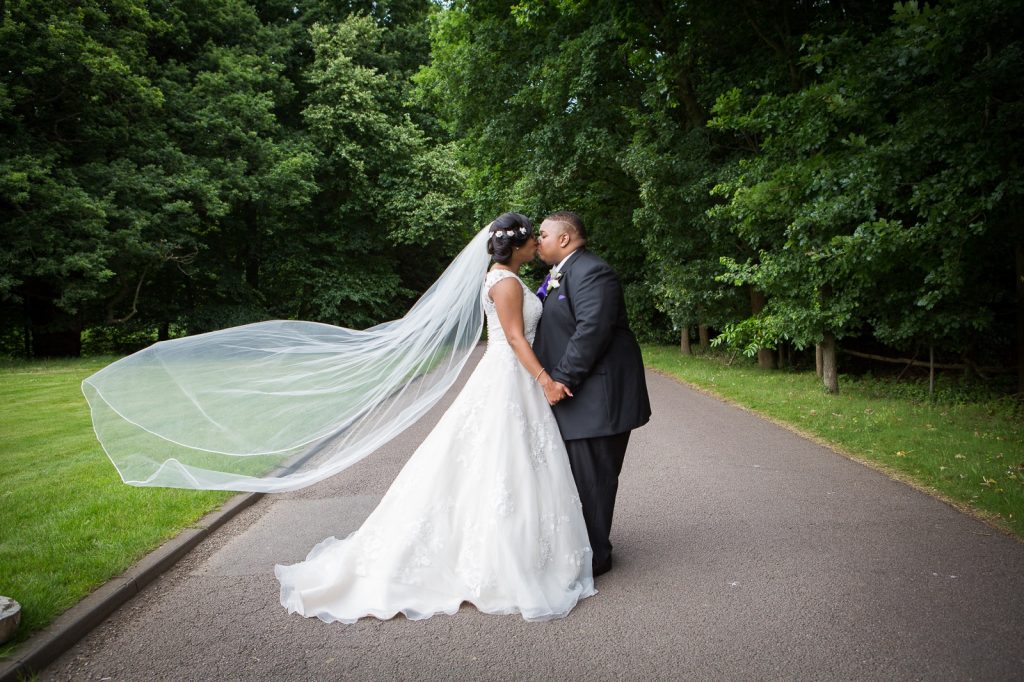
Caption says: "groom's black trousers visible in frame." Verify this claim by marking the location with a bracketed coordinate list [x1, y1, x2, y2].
[564, 431, 630, 568]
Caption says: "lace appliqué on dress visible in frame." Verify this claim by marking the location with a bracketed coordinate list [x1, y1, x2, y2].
[529, 422, 552, 470]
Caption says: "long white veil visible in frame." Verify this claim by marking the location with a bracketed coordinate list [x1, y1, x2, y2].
[82, 225, 493, 492]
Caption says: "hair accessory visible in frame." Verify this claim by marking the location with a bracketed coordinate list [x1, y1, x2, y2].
[492, 226, 530, 238]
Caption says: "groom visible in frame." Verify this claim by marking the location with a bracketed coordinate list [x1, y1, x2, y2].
[533, 210, 651, 577]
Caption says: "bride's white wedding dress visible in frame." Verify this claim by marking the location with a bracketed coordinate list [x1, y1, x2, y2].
[274, 269, 595, 623]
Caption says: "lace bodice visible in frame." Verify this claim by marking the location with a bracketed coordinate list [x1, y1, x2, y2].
[481, 269, 543, 346]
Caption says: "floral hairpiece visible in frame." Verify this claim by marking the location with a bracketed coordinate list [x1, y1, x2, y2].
[493, 227, 529, 238]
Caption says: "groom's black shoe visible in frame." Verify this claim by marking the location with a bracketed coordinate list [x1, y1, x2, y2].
[592, 555, 613, 577]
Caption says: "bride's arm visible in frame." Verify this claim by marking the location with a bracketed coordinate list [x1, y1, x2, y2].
[490, 278, 572, 404]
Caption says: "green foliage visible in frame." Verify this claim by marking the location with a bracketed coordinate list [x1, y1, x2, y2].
[0, 0, 472, 354]
[707, 0, 1023, 370]
[1, 0, 1021, 393]
[711, 315, 785, 357]
[417, 0, 668, 338]
[417, 0, 1022, 385]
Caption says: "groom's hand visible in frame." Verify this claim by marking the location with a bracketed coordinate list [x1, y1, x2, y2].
[542, 378, 573, 405]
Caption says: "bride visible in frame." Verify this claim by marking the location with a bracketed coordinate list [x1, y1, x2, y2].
[275, 212, 596, 622]
[274, 213, 594, 622]
[83, 212, 595, 622]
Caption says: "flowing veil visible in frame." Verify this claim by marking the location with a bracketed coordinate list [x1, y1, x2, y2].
[82, 225, 493, 492]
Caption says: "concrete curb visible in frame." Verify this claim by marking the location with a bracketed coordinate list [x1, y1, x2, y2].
[0, 492, 262, 682]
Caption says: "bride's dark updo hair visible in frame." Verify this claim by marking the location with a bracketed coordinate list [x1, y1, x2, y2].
[487, 212, 534, 264]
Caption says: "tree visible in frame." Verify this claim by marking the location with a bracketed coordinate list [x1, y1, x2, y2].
[417, 0, 669, 338]
[1, 0, 469, 355]
[0, 0, 188, 355]
[617, 1, 781, 354]
[708, 0, 1023, 392]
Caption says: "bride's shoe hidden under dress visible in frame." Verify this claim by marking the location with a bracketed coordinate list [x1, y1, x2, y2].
[274, 269, 595, 623]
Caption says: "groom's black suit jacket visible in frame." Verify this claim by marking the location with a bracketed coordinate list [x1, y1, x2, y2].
[533, 249, 651, 441]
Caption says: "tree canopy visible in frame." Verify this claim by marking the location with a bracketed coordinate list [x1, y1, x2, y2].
[2, 0, 1021, 394]
[1, 0, 469, 355]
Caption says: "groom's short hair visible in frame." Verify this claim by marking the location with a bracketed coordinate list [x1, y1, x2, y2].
[545, 210, 587, 243]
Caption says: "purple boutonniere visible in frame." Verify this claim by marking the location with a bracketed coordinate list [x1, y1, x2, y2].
[536, 272, 551, 300]
[536, 268, 562, 301]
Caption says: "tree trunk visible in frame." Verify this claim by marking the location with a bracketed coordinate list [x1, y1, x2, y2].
[821, 332, 839, 394]
[22, 299, 31, 358]
[245, 254, 260, 290]
[675, 55, 708, 131]
[245, 205, 261, 290]
[816, 344, 823, 378]
[30, 322, 81, 358]
[929, 345, 935, 399]
[698, 324, 710, 351]
[1016, 242, 1024, 395]
[158, 321, 171, 342]
[777, 341, 787, 370]
[680, 327, 692, 355]
[25, 279, 81, 357]
[749, 287, 776, 368]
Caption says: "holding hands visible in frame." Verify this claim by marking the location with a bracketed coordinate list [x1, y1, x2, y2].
[538, 372, 572, 406]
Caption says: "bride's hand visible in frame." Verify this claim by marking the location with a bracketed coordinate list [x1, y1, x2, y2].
[542, 378, 572, 405]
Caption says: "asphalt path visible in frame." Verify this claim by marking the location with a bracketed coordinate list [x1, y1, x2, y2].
[42, 348, 1024, 680]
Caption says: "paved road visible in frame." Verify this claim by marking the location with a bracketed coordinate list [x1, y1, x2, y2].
[43, 349, 1024, 680]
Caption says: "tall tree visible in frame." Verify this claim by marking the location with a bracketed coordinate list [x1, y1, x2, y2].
[709, 0, 1023, 392]
[0, 0, 219, 355]
[417, 0, 669, 338]
[1, 0, 467, 355]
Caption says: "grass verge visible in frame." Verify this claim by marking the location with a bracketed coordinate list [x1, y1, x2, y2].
[0, 357, 232, 657]
[642, 346, 1024, 540]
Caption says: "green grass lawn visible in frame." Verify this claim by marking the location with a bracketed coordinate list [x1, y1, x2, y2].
[642, 346, 1024, 540]
[0, 358, 232, 656]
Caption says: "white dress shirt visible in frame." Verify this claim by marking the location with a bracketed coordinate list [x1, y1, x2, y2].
[553, 250, 578, 274]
